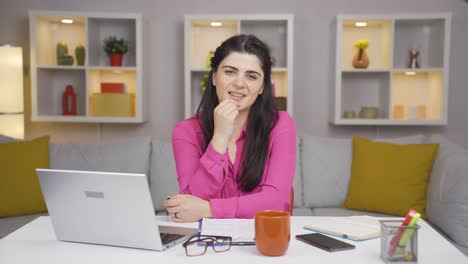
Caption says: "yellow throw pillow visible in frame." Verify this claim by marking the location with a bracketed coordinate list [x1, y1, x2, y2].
[343, 136, 439, 218]
[0, 136, 50, 216]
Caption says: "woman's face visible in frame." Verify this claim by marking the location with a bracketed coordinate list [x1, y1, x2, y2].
[212, 52, 264, 113]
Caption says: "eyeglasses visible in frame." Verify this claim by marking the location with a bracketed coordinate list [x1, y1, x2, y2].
[182, 235, 232, 256]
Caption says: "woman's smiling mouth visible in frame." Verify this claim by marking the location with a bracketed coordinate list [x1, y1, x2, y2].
[228, 91, 245, 101]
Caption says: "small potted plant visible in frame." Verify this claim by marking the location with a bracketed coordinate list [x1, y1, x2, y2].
[352, 39, 369, 68]
[103, 36, 128, 67]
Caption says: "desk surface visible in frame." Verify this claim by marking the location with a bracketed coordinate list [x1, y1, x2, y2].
[1, 216, 466, 264]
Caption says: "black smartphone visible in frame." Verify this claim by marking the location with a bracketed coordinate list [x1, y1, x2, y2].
[296, 233, 355, 252]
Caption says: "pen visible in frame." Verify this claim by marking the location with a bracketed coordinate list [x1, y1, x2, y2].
[198, 219, 203, 239]
[396, 213, 421, 254]
[231, 241, 256, 246]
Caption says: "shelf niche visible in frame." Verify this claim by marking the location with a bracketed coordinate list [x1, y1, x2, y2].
[341, 19, 392, 70]
[37, 68, 86, 116]
[391, 71, 442, 120]
[88, 18, 137, 67]
[190, 20, 238, 69]
[341, 72, 390, 119]
[393, 19, 445, 69]
[240, 20, 288, 68]
[35, 16, 86, 66]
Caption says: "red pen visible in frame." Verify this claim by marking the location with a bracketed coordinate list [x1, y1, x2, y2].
[387, 209, 418, 257]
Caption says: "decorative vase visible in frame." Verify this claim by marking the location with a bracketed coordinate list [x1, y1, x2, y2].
[56, 42, 68, 64]
[62, 85, 77, 115]
[352, 48, 369, 69]
[359, 106, 378, 119]
[75, 45, 85, 66]
[110, 53, 123, 66]
[343, 110, 356, 118]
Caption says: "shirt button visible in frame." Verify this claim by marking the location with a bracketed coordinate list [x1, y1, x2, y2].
[220, 159, 224, 162]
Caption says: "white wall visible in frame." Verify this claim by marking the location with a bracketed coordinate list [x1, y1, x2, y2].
[2, 0, 468, 146]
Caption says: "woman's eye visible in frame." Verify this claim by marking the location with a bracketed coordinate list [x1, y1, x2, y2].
[247, 75, 257, 80]
[224, 70, 234, 75]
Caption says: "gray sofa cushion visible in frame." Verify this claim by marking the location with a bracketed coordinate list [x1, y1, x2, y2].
[312, 208, 393, 217]
[426, 135, 468, 247]
[49, 138, 151, 174]
[292, 207, 314, 216]
[301, 134, 425, 208]
[0, 213, 48, 238]
[455, 244, 468, 257]
[149, 140, 179, 211]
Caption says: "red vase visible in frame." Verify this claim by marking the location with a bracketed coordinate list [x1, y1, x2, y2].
[62, 85, 77, 115]
[110, 53, 123, 66]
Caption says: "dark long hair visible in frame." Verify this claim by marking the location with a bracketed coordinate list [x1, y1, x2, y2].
[196, 34, 278, 192]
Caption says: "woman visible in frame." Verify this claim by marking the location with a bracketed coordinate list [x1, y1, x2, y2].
[164, 34, 296, 222]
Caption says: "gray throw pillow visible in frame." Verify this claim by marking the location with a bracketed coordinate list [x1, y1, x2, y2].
[0, 134, 21, 143]
[426, 135, 468, 247]
[149, 140, 179, 211]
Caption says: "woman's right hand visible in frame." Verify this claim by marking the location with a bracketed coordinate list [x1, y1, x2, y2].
[211, 100, 239, 153]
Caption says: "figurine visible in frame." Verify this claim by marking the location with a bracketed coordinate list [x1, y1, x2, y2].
[408, 50, 420, 68]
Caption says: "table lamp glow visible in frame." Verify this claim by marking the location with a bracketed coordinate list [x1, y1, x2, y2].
[0, 45, 24, 139]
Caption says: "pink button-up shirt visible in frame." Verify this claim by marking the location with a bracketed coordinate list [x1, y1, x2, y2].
[172, 111, 296, 218]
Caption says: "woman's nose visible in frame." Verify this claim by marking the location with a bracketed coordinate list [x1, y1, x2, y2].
[233, 75, 245, 88]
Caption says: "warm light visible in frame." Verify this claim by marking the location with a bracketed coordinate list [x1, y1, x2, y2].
[355, 21, 367, 27]
[61, 19, 74, 24]
[0, 46, 24, 139]
[113, 70, 123, 74]
[405, 71, 417, 76]
[210, 21, 222, 27]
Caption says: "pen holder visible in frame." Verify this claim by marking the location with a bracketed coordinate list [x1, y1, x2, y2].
[380, 220, 420, 263]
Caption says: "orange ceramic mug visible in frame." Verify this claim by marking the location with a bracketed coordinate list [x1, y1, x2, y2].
[254, 210, 290, 256]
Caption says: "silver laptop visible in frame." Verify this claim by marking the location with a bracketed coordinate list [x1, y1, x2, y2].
[36, 168, 199, 251]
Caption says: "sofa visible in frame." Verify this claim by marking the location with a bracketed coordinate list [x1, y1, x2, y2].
[1, 133, 467, 256]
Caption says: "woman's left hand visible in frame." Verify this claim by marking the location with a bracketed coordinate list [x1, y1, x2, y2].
[164, 194, 213, 223]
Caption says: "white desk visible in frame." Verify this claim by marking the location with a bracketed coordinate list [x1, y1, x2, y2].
[1, 216, 466, 264]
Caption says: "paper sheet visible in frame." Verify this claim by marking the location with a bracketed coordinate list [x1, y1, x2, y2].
[200, 218, 255, 241]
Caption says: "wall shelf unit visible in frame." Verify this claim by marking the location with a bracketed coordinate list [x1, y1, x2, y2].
[184, 14, 294, 118]
[29, 11, 144, 123]
[332, 13, 451, 125]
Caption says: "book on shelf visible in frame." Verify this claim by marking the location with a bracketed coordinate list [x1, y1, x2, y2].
[303, 215, 381, 241]
[101, 82, 125, 93]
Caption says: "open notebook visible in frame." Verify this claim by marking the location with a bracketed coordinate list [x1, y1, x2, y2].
[304, 216, 381, 241]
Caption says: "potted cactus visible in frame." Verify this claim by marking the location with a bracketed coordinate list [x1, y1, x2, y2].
[103, 36, 128, 67]
[56, 42, 74, 65]
[75, 45, 85, 66]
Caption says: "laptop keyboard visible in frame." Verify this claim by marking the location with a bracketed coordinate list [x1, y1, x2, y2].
[160, 232, 185, 245]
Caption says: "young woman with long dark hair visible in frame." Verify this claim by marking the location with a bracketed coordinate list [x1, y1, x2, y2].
[164, 34, 296, 222]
